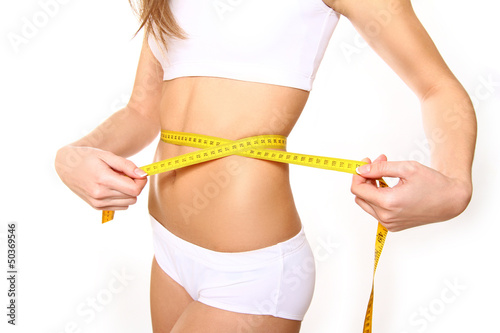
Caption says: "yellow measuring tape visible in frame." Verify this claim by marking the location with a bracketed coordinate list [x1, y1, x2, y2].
[102, 130, 388, 332]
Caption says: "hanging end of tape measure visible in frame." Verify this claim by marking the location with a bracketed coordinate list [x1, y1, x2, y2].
[363, 287, 374, 333]
[102, 210, 115, 224]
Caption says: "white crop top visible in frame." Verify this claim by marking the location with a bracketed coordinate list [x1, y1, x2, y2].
[148, 0, 340, 91]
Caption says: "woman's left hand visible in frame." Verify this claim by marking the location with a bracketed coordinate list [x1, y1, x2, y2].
[351, 154, 472, 232]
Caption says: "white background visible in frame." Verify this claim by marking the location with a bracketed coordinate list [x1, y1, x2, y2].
[1, 0, 499, 332]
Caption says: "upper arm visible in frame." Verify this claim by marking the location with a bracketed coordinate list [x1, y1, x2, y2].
[326, 0, 460, 100]
[127, 34, 164, 122]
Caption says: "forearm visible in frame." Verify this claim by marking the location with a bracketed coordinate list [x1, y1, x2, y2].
[66, 105, 160, 158]
[420, 80, 477, 184]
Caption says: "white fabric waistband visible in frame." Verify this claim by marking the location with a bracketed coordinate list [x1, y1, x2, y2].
[150, 215, 307, 269]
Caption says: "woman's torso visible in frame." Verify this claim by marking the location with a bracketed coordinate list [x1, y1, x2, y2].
[148, 77, 310, 252]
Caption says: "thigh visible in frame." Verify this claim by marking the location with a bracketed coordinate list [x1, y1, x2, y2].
[171, 301, 302, 333]
[150, 256, 194, 333]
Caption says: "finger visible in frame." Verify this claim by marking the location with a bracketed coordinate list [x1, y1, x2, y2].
[352, 157, 377, 193]
[96, 168, 148, 198]
[98, 205, 130, 211]
[100, 197, 138, 207]
[133, 177, 148, 189]
[93, 197, 138, 210]
[352, 172, 377, 190]
[370, 155, 390, 186]
[353, 157, 373, 183]
[354, 196, 381, 221]
[95, 191, 139, 200]
[355, 197, 397, 231]
[354, 156, 387, 189]
[351, 177, 389, 207]
[356, 160, 412, 180]
[99, 151, 148, 179]
[372, 154, 387, 164]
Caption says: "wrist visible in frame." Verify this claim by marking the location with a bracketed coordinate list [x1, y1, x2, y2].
[55, 145, 97, 174]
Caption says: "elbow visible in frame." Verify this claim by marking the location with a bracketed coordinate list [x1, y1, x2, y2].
[451, 177, 473, 221]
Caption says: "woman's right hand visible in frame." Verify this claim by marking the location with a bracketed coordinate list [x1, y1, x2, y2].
[55, 145, 148, 211]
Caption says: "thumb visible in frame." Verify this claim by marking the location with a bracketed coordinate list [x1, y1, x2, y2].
[99, 151, 148, 179]
[356, 158, 406, 179]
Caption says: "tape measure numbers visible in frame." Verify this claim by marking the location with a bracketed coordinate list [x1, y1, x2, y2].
[363, 194, 388, 333]
[102, 130, 388, 332]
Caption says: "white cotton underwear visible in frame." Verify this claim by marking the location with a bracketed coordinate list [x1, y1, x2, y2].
[150, 215, 316, 321]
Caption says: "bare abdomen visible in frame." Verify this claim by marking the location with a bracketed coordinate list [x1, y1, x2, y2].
[148, 77, 309, 252]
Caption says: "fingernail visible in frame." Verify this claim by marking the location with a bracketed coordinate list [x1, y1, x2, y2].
[357, 164, 370, 174]
[135, 168, 148, 177]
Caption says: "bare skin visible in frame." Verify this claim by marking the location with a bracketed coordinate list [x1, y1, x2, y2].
[148, 76, 308, 252]
[55, 0, 476, 332]
[146, 74, 308, 333]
